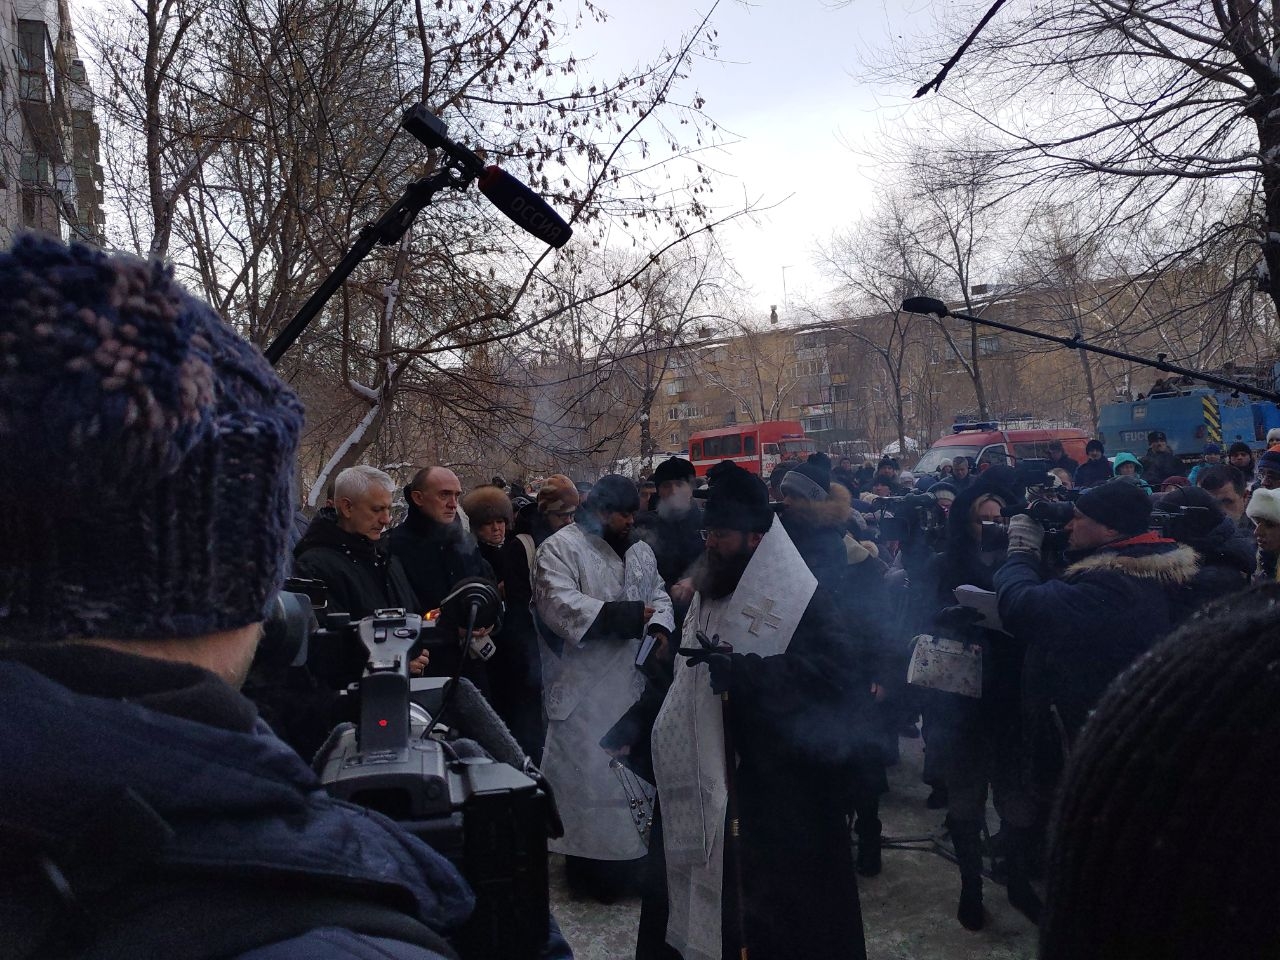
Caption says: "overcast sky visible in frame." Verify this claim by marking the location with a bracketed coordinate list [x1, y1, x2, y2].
[574, 0, 937, 320]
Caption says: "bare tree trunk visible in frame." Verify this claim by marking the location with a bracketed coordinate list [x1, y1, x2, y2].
[968, 322, 990, 419]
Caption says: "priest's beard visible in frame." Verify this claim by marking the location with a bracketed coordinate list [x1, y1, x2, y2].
[693, 543, 753, 600]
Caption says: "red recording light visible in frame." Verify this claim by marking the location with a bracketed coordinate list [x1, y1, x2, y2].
[378, 719, 388, 727]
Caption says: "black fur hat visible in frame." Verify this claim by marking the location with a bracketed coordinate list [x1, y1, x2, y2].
[588, 474, 640, 514]
[652, 456, 695, 488]
[703, 462, 773, 533]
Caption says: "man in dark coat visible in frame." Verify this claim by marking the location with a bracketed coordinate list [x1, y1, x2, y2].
[644, 463, 868, 960]
[0, 237, 467, 959]
[636, 456, 705, 638]
[1140, 430, 1184, 487]
[995, 479, 1197, 920]
[1155, 485, 1253, 621]
[293, 465, 423, 691]
[779, 456, 892, 878]
[1045, 440, 1079, 476]
[388, 466, 495, 692]
[1072, 439, 1112, 489]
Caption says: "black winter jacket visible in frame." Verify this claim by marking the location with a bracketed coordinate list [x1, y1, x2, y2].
[1073, 456, 1113, 489]
[387, 508, 494, 690]
[293, 510, 420, 690]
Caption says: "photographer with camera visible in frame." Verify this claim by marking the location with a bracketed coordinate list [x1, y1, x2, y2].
[0, 238, 470, 959]
[994, 479, 1198, 922]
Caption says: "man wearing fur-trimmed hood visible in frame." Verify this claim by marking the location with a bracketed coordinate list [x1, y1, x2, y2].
[995, 478, 1198, 868]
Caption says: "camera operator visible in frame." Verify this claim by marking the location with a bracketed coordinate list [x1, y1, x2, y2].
[0, 238, 468, 959]
[994, 479, 1198, 922]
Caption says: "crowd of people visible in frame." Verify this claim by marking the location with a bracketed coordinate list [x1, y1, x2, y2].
[5, 236, 1280, 960]
[273, 423, 1280, 958]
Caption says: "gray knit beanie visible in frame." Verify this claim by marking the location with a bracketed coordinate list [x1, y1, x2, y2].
[0, 237, 304, 642]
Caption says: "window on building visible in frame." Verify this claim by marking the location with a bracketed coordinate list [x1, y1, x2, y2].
[802, 415, 834, 433]
[978, 335, 1002, 356]
[665, 377, 686, 396]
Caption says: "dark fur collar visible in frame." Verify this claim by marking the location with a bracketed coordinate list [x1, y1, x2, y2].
[783, 482, 853, 531]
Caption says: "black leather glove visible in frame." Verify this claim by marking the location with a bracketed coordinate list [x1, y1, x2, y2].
[933, 605, 985, 634]
[678, 646, 733, 695]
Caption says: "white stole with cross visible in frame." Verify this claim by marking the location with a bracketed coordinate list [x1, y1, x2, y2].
[650, 519, 817, 960]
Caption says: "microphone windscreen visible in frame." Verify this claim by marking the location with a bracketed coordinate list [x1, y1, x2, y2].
[478, 166, 572, 248]
[447, 677, 528, 770]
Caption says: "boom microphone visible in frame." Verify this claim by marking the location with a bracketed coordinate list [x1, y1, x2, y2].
[400, 104, 572, 248]
[479, 166, 572, 249]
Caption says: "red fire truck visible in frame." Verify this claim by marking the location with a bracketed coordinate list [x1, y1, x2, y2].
[687, 421, 816, 478]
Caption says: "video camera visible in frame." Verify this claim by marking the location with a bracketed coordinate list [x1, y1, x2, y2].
[1150, 504, 1214, 541]
[993, 498, 1076, 554]
[262, 580, 553, 960]
[873, 492, 948, 547]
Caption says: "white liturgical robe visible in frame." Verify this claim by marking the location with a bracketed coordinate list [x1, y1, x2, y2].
[534, 522, 674, 861]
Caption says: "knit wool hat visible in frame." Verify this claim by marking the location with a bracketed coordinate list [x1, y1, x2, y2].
[1086, 438, 1105, 455]
[1148, 430, 1168, 444]
[1258, 446, 1280, 476]
[652, 456, 695, 488]
[1203, 443, 1222, 456]
[704, 462, 774, 533]
[1075, 479, 1152, 537]
[536, 474, 580, 514]
[1247, 487, 1280, 526]
[462, 485, 514, 526]
[1229, 441, 1253, 456]
[780, 458, 831, 501]
[0, 237, 304, 642]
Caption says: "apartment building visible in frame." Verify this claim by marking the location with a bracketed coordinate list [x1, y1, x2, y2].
[0, 0, 104, 245]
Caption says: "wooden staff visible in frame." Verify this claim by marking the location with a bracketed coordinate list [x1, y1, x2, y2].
[720, 679, 749, 960]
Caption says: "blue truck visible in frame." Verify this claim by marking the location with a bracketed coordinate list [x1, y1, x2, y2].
[1098, 375, 1280, 464]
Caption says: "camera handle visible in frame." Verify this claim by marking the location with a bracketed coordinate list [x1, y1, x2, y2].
[264, 160, 479, 366]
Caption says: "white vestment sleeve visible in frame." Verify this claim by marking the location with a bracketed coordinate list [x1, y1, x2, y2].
[534, 534, 604, 647]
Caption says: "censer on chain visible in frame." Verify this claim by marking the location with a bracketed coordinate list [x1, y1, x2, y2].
[609, 757, 655, 846]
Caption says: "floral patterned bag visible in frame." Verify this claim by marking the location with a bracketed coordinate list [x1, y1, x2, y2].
[906, 634, 983, 699]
